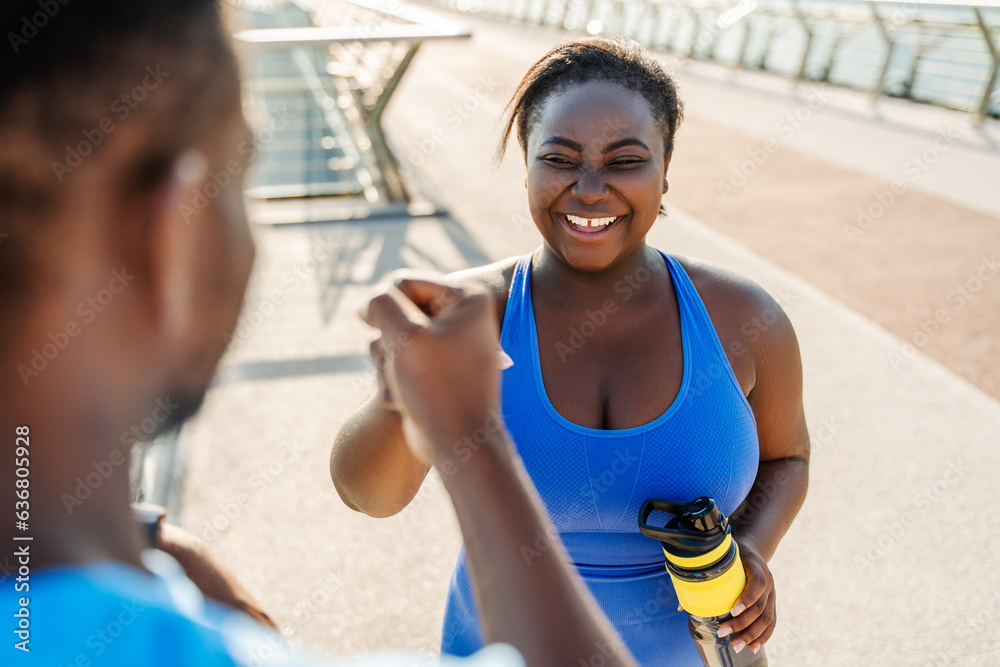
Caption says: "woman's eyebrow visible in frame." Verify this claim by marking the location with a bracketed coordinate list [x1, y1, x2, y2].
[602, 138, 650, 153]
[540, 136, 651, 153]
[541, 136, 582, 151]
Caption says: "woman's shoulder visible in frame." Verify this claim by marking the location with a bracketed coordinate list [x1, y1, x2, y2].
[446, 256, 522, 327]
[671, 255, 777, 314]
[670, 254, 799, 362]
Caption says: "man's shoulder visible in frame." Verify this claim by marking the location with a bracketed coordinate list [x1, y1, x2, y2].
[5, 554, 524, 667]
[7, 553, 279, 666]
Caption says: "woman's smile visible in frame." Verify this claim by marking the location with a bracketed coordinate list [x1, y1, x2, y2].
[559, 212, 627, 237]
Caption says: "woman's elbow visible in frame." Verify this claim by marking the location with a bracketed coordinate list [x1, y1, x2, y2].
[329, 460, 413, 518]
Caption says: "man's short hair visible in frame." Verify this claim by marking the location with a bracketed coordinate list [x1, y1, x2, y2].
[0, 0, 236, 319]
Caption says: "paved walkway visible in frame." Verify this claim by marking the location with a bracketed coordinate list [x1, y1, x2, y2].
[173, 4, 1000, 665]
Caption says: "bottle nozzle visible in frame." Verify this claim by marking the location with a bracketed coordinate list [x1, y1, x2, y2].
[638, 497, 731, 555]
[682, 497, 724, 532]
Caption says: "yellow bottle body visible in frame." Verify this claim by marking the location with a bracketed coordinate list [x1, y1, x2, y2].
[663, 534, 745, 618]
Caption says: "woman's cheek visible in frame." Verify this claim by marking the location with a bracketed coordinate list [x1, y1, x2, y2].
[529, 175, 570, 207]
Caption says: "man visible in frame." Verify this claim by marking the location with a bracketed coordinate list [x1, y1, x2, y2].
[0, 1, 637, 664]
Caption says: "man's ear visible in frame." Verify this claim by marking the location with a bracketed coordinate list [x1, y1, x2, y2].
[149, 150, 208, 347]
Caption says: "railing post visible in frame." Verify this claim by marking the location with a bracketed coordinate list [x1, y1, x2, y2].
[974, 7, 999, 120]
[636, 2, 659, 49]
[520, 0, 533, 23]
[656, 2, 670, 50]
[615, 0, 628, 37]
[760, 23, 779, 70]
[652, 2, 667, 50]
[541, 0, 558, 26]
[671, 6, 688, 53]
[367, 42, 421, 203]
[560, 0, 573, 29]
[688, 9, 701, 58]
[870, 1, 897, 100]
[737, 16, 752, 69]
[794, 0, 814, 81]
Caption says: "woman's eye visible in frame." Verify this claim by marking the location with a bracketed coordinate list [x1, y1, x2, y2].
[610, 158, 644, 169]
[542, 156, 575, 168]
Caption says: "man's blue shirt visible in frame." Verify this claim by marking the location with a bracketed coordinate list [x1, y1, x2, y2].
[4, 549, 522, 667]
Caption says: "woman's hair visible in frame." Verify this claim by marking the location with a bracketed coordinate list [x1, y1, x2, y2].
[497, 37, 684, 165]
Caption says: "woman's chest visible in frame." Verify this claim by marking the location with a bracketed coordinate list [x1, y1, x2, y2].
[533, 297, 686, 430]
[499, 391, 760, 535]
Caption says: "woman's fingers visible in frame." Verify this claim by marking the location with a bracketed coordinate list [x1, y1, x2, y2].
[732, 590, 776, 654]
[728, 559, 768, 624]
[718, 548, 773, 645]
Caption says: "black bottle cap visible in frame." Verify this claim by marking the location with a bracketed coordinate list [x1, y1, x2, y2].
[638, 496, 731, 557]
[682, 497, 721, 532]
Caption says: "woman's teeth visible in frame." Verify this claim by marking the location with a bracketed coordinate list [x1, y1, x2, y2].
[566, 214, 617, 228]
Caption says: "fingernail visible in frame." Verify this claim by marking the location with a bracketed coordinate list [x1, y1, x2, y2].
[733, 640, 745, 654]
[717, 626, 731, 638]
[731, 603, 745, 617]
[752, 643, 760, 655]
[677, 604, 683, 612]
[497, 349, 514, 369]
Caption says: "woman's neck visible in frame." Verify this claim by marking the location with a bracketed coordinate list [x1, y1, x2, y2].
[532, 242, 668, 310]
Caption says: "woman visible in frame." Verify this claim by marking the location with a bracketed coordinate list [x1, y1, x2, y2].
[331, 38, 810, 666]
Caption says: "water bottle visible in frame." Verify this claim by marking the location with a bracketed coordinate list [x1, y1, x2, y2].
[639, 497, 768, 667]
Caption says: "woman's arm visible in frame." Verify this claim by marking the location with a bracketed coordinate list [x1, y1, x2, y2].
[330, 395, 431, 517]
[732, 293, 810, 557]
[720, 290, 810, 654]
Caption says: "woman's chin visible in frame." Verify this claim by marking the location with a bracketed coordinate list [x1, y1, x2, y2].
[551, 243, 629, 275]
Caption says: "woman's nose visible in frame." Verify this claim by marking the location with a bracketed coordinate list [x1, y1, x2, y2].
[570, 170, 610, 203]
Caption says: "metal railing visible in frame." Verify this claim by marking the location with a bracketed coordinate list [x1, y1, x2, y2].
[233, 0, 472, 221]
[131, 0, 472, 510]
[422, 0, 1000, 119]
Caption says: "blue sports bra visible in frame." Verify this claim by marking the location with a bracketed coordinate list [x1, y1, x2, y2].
[441, 250, 759, 664]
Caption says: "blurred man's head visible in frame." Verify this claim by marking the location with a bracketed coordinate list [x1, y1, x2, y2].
[1, 0, 254, 433]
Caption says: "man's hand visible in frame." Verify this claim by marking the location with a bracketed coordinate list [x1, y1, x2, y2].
[362, 276, 501, 466]
[156, 523, 278, 630]
[359, 273, 637, 666]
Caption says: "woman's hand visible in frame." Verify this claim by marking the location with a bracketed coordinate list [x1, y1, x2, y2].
[718, 538, 776, 656]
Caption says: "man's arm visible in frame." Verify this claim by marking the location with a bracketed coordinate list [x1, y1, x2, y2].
[156, 523, 278, 629]
[363, 277, 637, 667]
[330, 261, 515, 519]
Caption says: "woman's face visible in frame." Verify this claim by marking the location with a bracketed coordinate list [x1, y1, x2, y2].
[525, 79, 669, 273]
